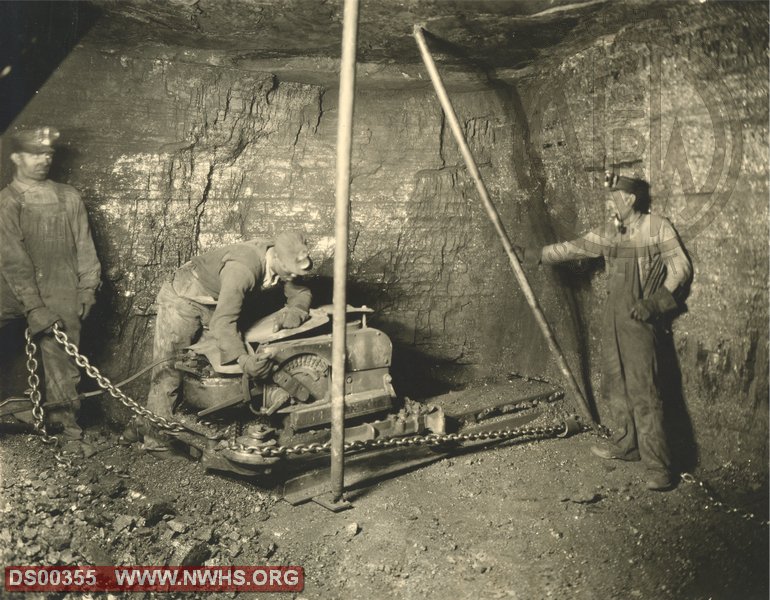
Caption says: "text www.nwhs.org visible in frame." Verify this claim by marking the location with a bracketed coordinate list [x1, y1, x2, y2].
[4, 566, 304, 592]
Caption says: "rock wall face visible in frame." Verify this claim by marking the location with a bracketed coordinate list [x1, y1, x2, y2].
[2, 2, 766, 475]
[516, 1, 769, 472]
[2, 45, 588, 400]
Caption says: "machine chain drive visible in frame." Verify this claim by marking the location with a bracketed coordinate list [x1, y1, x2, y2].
[47, 323, 582, 461]
[228, 420, 581, 458]
[508, 371, 612, 439]
[25, 326, 765, 527]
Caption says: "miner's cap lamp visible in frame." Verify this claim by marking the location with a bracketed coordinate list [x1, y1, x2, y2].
[604, 171, 648, 198]
[274, 231, 313, 275]
[10, 127, 60, 154]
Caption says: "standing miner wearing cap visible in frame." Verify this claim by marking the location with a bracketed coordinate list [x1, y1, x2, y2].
[518, 174, 691, 491]
[141, 231, 313, 451]
[0, 127, 101, 441]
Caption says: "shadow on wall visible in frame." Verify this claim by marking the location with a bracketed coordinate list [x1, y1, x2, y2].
[659, 331, 698, 473]
[0, 2, 101, 136]
[660, 225, 698, 472]
[46, 143, 82, 185]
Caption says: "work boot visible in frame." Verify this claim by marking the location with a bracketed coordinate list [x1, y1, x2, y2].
[590, 444, 641, 462]
[121, 417, 172, 453]
[47, 407, 83, 441]
[62, 439, 97, 458]
[142, 432, 172, 453]
[645, 471, 675, 492]
[120, 417, 143, 444]
[141, 420, 174, 455]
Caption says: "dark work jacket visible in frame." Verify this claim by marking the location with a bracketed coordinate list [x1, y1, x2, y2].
[0, 179, 101, 323]
[180, 239, 311, 363]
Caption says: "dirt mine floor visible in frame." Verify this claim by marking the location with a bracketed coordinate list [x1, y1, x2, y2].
[1, 380, 768, 600]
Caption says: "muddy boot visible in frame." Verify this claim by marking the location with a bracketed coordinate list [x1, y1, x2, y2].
[47, 406, 83, 441]
[61, 438, 97, 458]
[120, 417, 143, 444]
[121, 417, 172, 454]
[140, 420, 174, 455]
[645, 470, 675, 492]
[590, 443, 641, 462]
[142, 433, 173, 457]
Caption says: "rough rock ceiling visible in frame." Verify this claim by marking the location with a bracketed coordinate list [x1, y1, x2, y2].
[85, 0, 637, 72]
[0, 0, 675, 129]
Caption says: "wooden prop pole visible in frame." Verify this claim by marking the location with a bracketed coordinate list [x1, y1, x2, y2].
[413, 25, 595, 426]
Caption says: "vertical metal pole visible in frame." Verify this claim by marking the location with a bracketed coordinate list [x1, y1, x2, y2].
[413, 25, 595, 426]
[330, 0, 360, 502]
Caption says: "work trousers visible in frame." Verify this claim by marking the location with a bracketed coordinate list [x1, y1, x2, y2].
[146, 277, 211, 418]
[0, 313, 81, 415]
[602, 259, 671, 476]
[0, 187, 84, 415]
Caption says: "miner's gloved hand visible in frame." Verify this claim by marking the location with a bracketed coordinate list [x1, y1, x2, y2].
[272, 306, 310, 333]
[27, 307, 63, 336]
[630, 287, 678, 322]
[237, 354, 273, 379]
[513, 245, 541, 267]
[78, 290, 96, 320]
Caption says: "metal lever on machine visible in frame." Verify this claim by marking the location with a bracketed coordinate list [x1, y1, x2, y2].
[271, 370, 312, 403]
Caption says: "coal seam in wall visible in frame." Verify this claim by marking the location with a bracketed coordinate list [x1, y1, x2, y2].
[194, 162, 216, 251]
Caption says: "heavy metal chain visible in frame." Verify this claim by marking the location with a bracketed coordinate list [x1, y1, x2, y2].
[509, 370, 613, 439]
[513, 363, 765, 526]
[227, 420, 579, 458]
[51, 324, 580, 458]
[227, 371, 582, 456]
[23, 329, 73, 467]
[51, 324, 186, 434]
[46, 324, 769, 526]
[681, 472, 770, 527]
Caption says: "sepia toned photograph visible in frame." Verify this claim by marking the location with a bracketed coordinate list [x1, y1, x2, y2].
[0, 1, 767, 598]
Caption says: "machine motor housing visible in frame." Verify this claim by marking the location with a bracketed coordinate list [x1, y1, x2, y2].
[178, 306, 398, 438]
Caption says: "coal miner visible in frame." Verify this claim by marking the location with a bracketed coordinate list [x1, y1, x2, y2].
[141, 231, 313, 451]
[521, 174, 692, 491]
[0, 127, 101, 441]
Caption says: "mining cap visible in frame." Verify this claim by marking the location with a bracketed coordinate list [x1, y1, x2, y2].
[9, 127, 60, 154]
[605, 171, 651, 213]
[604, 171, 648, 197]
[274, 231, 313, 276]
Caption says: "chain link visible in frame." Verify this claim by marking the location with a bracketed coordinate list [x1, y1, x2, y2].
[52, 324, 187, 434]
[681, 472, 769, 527]
[46, 324, 770, 526]
[509, 371, 612, 439]
[227, 421, 574, 458]
[24, 329, 73, 467]
[510, 369, 764, 527]
[49, 324, 581, 460]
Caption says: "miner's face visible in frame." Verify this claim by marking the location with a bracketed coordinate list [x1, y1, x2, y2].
[273, 253, 310, 282]
[11, 151, 53, 181]
[606, 190, 635, 222]
[273, 255, 298, 281]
